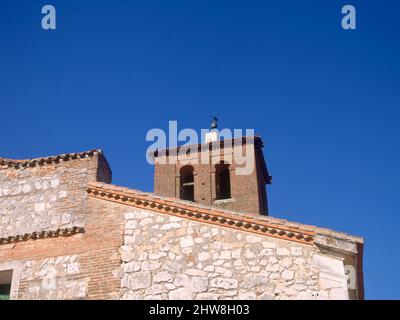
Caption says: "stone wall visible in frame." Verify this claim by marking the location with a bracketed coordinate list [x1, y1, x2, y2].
[0, 195, 124, 300]
[18, 255, 88, 299]
[0, 152, 111, 238]
[116, 208, 352, 300]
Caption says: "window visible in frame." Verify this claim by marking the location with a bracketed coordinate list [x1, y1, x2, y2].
[0, 270, 12, 300]
[180, 165, 194, 202]
[215, 162, 231, 200]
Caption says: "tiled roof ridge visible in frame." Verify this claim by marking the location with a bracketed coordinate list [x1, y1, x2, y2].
[87, 182, 364, 247]
[0, 149, 103, 169]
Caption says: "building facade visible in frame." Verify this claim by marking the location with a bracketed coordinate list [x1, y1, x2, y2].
[0, 137, 364, 300]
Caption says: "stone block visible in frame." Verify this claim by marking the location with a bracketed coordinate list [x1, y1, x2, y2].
[129, 271, 152, 291]
[210, 278, 238, 290]
[169, 288, 193, 300]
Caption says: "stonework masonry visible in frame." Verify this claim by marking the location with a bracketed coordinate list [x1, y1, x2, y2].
[119, 209, 328, 300]
[0, 148, 364, 300]
[19, 255, 87, 299]
[0, 150, 111, 240]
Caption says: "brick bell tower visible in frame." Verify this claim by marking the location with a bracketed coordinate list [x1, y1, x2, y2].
[152, 130, 272, 216]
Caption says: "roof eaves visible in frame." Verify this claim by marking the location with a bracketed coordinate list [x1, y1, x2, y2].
[0, 149, 103, 170]
[86, 181, 363, 253]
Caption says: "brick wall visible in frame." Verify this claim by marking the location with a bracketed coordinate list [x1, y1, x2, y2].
[154, 138, 269, 215]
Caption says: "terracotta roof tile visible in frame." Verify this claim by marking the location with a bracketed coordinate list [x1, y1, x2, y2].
[87, 181, 364, 247]
[0, 149, 103, 169]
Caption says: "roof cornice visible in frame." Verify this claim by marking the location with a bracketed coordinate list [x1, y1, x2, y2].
[0, 226, 84, 245]
[152, 135, 264, 158]
[87, 182, 316, 246]
[0, 150, 102, 170]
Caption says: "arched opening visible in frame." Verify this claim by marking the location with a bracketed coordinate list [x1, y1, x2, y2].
[215, 162, 231, 200]
[180, 165, 194, 202]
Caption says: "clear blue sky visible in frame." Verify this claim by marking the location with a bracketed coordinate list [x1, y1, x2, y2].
[0, 0, 399, 299]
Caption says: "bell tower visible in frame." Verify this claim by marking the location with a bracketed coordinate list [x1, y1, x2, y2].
[153, 133, 272, 216]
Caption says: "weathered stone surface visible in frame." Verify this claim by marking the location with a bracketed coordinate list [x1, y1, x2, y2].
[329, 288, 349, 300]
[238, 292, 257, 299]
[279, 257, 292, 268]
[281, 270, 294, 281]
[129, 272, 152, 291]
[174, 274, 190, 287]
[277, 247, 290, 256]
[258, 291, 275, 300]
[210, 278, 238, 290]
[180, 236, 194, 248]
[198, 252, 211, 261]
[118, 208, 354, 300]
[169, 288, 193, 300]
[154, 271, 174, 283]
[290, 247, 303, 256]
[19, 255, 88, 300]
[189, 277, 208, 293]
[124, 262, 141, 273]
[315, 234, 357, 254]
[0, 167, 88, 238]
[145, 284, 165, 295]
[196, 292, 220, 300]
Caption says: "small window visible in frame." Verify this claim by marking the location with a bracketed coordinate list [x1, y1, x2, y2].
[0, 270, 12, 300]
[216, 162, 231, 200]
[180, 165, 195, 202]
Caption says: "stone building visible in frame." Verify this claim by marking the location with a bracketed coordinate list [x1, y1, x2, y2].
[0, 136, 364, 300]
